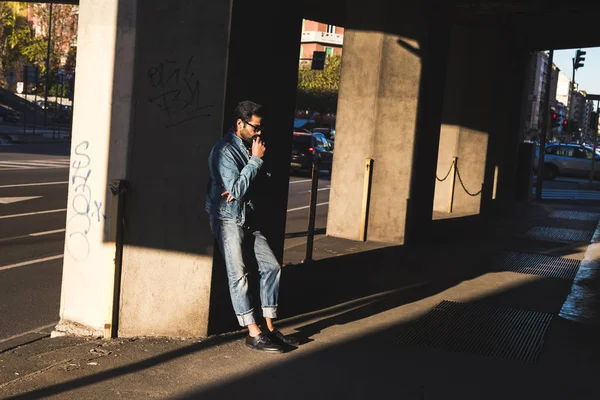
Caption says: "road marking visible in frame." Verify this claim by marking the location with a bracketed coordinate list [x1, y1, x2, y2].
[30, 229, 66, 237]
[0, 229, 66, 243]
[25, 159, 71, 164]
[287, 202, 329, 212]
[0, 255, 63, 272]
[0, 208, 67, 219]
[300, 187, 330, 193]
[531, 188, 600, 200]
[289, 179, 312, 184]
[0, 158, 70, 170]
[0, 159, 69, 164]
[0, 322, 58, 345]
[0, 160, 67, 167]
[0, 164, 25, 169]
[0, 196, 43, 204]
[0, 181, 68, 189]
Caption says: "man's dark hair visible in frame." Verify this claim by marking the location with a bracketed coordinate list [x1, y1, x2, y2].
[234, 100, 263, 124]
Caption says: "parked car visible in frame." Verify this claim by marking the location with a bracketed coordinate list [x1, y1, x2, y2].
[290, 131, 334, 175]
[535, 143, 600, 180]
[312, 127, 335, 141]
[0, 105, 20, 123]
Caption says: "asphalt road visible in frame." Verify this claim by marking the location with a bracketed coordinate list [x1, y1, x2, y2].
[0, 142, 331, 348]
[0, 143, 70, 350]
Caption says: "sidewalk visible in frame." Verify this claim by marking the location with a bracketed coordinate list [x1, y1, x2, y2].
[1, 199, 600, 399]
[0, 123, 71, 145]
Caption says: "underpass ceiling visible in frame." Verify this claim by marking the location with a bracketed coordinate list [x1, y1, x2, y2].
[14, 0, 600, 49]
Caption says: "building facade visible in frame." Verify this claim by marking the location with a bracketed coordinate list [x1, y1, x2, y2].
[569, 89, 586, 140]
[521, 51, 557, 140]
[299, 19, 344, 64]
[582, 98, 595, 140]
[556, 70, 571, 109]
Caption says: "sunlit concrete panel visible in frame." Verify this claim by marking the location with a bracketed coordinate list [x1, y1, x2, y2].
[434, 27, 499, 215]
[54, 0, 135, 337]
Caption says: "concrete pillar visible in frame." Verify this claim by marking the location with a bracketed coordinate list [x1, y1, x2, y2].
[55, 0, 302, 339]
[485, 46, 531, 212]
[433, 27, 499, 215]
[55, 0, 231, 338]
[53, 0, 138, 338]
[327, 0, 450, 243]
[116, 1, 234, 338]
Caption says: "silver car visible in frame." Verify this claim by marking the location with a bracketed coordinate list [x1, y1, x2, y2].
[535, 143, 600, 180]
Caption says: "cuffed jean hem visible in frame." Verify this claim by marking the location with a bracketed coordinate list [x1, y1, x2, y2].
[262, 307, 278, 319]
[236, 309, 256, 327]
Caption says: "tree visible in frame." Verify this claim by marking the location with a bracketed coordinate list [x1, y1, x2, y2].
[28, 3, 79, 94]
[0, 3, 40, 88]
[0, 2, 78, 94]
[296, 54, 342, 115]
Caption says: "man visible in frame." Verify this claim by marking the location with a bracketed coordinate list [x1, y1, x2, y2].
[205, 100, 299, 352]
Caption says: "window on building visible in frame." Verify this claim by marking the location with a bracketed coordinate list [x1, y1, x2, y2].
[326, 24, 335, 34]
[325, 47, 334, 56]
[299, 45, 303, 58]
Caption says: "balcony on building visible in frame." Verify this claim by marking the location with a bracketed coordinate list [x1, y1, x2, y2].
[301, 31, 344, 46]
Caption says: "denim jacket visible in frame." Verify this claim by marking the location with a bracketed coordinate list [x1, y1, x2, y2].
[205, 130, 263, 226]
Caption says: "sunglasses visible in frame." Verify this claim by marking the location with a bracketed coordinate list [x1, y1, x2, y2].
[244, 120, 263, 133]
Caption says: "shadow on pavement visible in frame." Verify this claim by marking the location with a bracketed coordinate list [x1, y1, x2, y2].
[7, 272, 600, 400]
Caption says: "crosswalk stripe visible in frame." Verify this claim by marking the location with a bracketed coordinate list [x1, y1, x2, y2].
[0, 164, 27, 169]
[532, 189, 600, 200]
[24, 159, 71, 165]
[0, 255, 63, 272]
[0, 162, 65, 168]
[0, 158, 70, 170]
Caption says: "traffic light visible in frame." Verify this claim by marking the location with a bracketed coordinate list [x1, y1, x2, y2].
[574, 49, 586, 70]
[563, 119, 569, 131]
[551, 112, 559, 128]
[311, 51, 326, 70]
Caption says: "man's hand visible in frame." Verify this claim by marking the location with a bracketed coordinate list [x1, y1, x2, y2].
[252, 136, 266, 158]
[221, 191, 234, 202]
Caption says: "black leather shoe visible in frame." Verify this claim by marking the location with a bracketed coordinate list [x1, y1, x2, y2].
[245, 333, 284, 353]
[267, 328, 300, 346]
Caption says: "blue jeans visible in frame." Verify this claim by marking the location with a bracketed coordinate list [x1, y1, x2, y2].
[210, 215, 281, 327]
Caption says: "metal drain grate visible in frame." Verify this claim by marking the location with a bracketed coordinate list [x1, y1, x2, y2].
[549, 210, 600, 221]
[525, 226, 593, 243]
[396, 300, 553, 363]
[491, 251, 581, 280]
